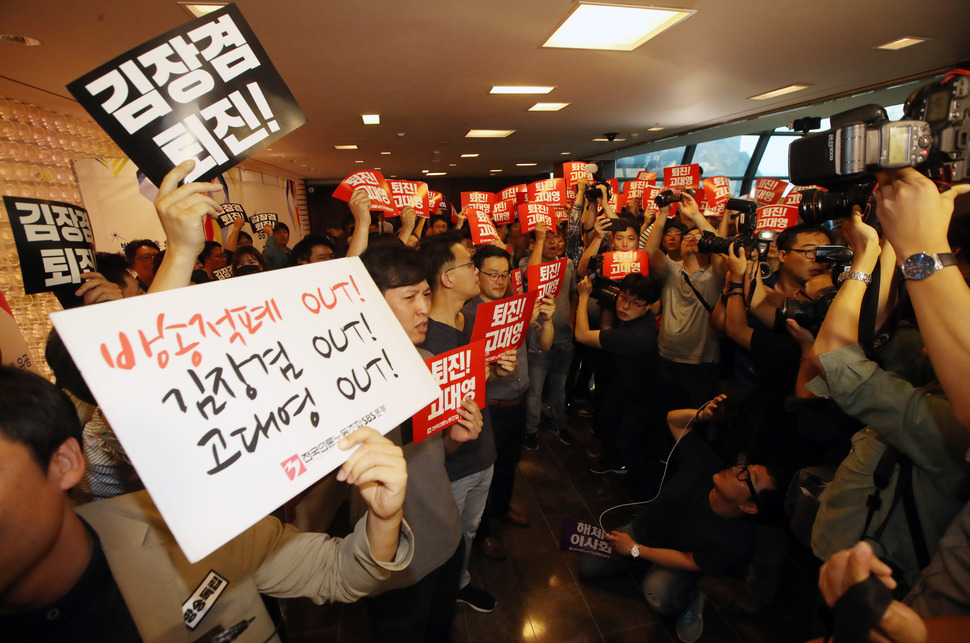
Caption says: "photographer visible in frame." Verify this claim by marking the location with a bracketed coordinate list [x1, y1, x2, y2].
[576, 214, 642, 277]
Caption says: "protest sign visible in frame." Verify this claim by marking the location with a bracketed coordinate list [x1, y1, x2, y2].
[491, 199, 515, 226]
[412, 341, 486, 442]
[754, 177, 789, 206]
[212, 266, 233, 280]
[563, 161, 593, 186]
[499, 184, 527, 203]
[756, 204, 798, 232]
[387, 180, 429, 217]
[4, 196, 96, 295]
[332, 170, 395, 214]
[249, 211, 277, 238]
[643, 185, 678, 217]
[527, 258, 567, 297]
[663, 164, 701, 189]
[624, 179, 650, 203]
[699, 176, 732, 215]
[461, 191, 495, 214]
[67, 4, 305, 186]
[467, 208, 499, 245]
[559, 518, 621, 560]
[602, 250, 649, 279]
[528, 178, 566, 208]
[510, 269, 524, 295]
[427, 191, 444, 217]
[216, 202, 247, 228]
[50, 257, 438, 562]
[469, 291, 539, 362]
[636, 170, 658, 183]
[785, 190, 804, 206]
[517, 202, 554, 234]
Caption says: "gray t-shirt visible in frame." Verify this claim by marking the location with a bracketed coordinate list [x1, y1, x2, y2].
[657, 254, 722, 364]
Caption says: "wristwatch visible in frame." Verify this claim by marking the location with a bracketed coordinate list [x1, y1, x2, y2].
[900, 252, 957, 280]
[630, 544, 640, 558]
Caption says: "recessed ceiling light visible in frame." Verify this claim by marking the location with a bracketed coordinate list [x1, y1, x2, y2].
[460, 153, 480, 158]
[335, 145, 358, 150]
[449, 163, 457, 167]
[427, 172, 447, 177]
[529, 103, 570, 112]
[490, 86, 554, 94]
[355, 160, 364, 164]
[561, 152, 571, 155]
[178, 2, 226, 18]
[466, 129, 516, 138]
[647, 126, 664, 132]
[380, 151, 391, 155]
[490, 169, 503, 172]
[516, 163, 538, 167]
[876, 36, 928, 50]
[543, 4, 694, 52]
[361, 114, 380, 125]
[749, 84, 811, 100]
[421, 170, 429, 174]
[374, 167, 381, 170]
[592, 137, 626, 142]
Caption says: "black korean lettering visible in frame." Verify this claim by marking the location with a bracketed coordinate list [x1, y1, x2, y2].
[226, 351, 267, 400]
[197, 429, 241, 475]
[162, 388, 187, 413]
[230, 409, 280, 454]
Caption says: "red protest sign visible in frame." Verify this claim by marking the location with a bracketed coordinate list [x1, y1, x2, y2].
[461, 191, 495, 214]
[387, 180, 430, 218]
[643, 185, 678, 217]
[527, 258, 567, 297]
[510, 270, 524, 295]
[636, 171, 658, 184]
[470, 291, 539, 362]
[700, 176, 732, 215]
[754, 178, 789, 207]
[564, 162, 593, 186]
[624, 179, 650, 202]
[332, 171, 395, 213]
[602, 250, 649, 279]
[499, 184, 527, 202]
[427, 191, 443, 217]
[663, 164, 701, 190]
[614, 192, 628, 212]
[412, 341, 486, 443]
[467, 208, 499, 245]
[756, 204, 798, 232]
[517, 203, 554, 234]
[784, 191, 804, 206]
[528, 178, 567, 208]
[491, 199, 516, 226]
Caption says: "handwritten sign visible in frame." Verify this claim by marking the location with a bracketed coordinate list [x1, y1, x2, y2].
[50, 257, 438, 562]
[517, 203, 554, 234]
[559, 518, 621, 560]
[756, 204, 798, 232]
[67, 4, 306, 186]
[663, 163, 701, 189]
[412, 341, 486, 442]
[332, 170, 395, 214]
[4, 196, 96, 295]
[602, 250, 648, 279]
[528, 178, 567, 208]
[491, 199, 516, 226]
[754, 177, 789, 207]
[469, 291, 539, 362]
[527, 258, 567, 297]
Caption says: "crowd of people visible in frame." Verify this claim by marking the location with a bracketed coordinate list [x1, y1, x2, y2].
[4, 157, 970, 643]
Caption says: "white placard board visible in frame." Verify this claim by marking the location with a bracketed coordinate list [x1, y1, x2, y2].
[51, 257, 438, 562]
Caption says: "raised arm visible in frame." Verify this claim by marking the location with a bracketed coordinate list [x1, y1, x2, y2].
[398, 206, 417, 245]
[576, 215, 609, 277]
[346, 189, 372, 258]
[644, 205, 672, 277]
[573, 277, 601, 348]
[224, 216, 246, 252]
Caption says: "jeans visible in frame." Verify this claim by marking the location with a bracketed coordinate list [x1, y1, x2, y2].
[526, 342, 574, 435]
[450, 465, 494, 589]
[576, 522, 701, 615]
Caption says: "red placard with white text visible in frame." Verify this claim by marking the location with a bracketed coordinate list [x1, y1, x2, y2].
[469, 291, 540, 362]
[412, 341, 486, 442]
[517, 203, 554, 234]
[528, 178, 567, 208]
[624, 179, 650, 202]
[527, 258, 567, 297]
[602, 250, 649, 279]
[461, 191, 495, 214]
[491, 199, 516, 226]
[499, 184, 527, 202]
[564, 162, 593, 186]
[636, 171, 658, 183]
[756, 204, 798, 232]
[510, 270, 524, 295]
[754, 178, 789, 207]
[700, 176, 732, 215]
[643, 185, 678, 217]
[663, 164, 701, 190]
[387, 180, 430, 217]
[427, 191, 443, 217]
[332, 171, 395, 213]
[467, 208, 499, 244]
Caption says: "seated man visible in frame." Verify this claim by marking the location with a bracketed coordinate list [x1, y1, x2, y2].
[577, 396, 782, 643]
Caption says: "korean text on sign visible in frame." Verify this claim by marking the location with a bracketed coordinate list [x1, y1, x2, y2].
[527, 258, 567, 297]
[469, 291, 539, 362]
[412, 341, 486, 442]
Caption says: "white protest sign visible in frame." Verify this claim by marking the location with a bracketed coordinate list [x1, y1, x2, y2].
[51, 257, 438, 562]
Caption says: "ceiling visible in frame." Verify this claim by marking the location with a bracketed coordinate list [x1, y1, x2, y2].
[2, 0, 969, 182]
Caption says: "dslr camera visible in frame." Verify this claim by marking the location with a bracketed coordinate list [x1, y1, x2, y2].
[774, 245, 855, 334]
[696, 199, 776, 278]
[653, 187, 695, 209]
[586, 255, 622, 308]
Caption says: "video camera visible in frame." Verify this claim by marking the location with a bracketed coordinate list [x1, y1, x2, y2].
[653, 187, 695, 209]
[586, 255, 622, 308]
[788, 71, 970, 224]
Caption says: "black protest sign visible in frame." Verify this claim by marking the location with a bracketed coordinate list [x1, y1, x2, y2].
[218, 202, 247, 228]
[249, 211, 278, 237]
[67, 3, 306, 187]
[4, 196, 97, 295]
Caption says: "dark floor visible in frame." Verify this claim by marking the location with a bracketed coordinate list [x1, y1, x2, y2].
[280, 410, 828, 642]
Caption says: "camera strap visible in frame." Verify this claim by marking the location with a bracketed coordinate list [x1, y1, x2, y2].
[681, 271, 714, 314]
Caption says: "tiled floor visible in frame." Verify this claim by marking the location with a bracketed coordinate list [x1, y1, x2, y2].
[281, 411, 827, 642]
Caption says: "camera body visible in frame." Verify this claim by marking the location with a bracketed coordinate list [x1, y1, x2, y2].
[773, 245, 854, 334]
[586, 256, 622, 308]
[585, 182, 612, 205]
[654, 188, 695, 209]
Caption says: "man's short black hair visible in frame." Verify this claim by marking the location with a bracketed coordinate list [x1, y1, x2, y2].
[361, 240, 429, 294]
[473, 244, 511, 271]
[45, 328, 96, 406]
[198, 241, 222, 264]
[418, 231, 464, 292]
[619, 273, 662, 305]
[776, 224, 830, 251]
[124, 239, 159, 264]
[273, 222, 290, 234]
[0, 365, 82, 468]
[238, 230, 253, 244]
[663, 220, 688, 235]
[95, 252, 132, 290]
[291, 234, 336, 264]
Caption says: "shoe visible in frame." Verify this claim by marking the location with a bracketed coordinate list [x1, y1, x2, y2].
[676, 591, 705, 643]
[552, 427, 574, 445]
[524, 433, 539, 451]
[589, 460, 627, 475]
[586, 438, 603, 459]
[476, 536, 507, 560]
[500, 508, 530, 528]
[457, 585, 496, 613]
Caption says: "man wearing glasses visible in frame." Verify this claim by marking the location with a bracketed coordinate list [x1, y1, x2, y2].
[765, 224, 833, 305]
[577, 395, 783, 643]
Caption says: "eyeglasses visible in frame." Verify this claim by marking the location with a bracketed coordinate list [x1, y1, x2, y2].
[480, 270, 510, 282]
[617, 293, 647, 309]
[736, 463, 758, 506]
[445, 261, 475, 273]
[787, 246, 818, 261]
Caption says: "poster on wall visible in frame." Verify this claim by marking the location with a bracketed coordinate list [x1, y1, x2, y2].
[67, 4, 306, 186]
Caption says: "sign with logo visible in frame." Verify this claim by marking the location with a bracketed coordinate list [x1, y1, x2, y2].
[517, 202, 554, 234]
[469, 291, 539, 362]
[528, 178, 566, 208]
[602, 250, 649, 279]
[527, 258, 567, 297]
[412, 341, 486, 442]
